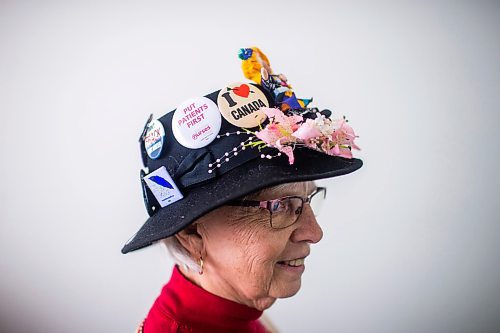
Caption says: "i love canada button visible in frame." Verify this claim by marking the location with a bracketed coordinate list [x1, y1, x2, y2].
[172, 96, 222, 149]
[217, 82, 269, 128]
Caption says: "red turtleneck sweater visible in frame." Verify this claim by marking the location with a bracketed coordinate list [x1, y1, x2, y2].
[140, 265, 269, 333]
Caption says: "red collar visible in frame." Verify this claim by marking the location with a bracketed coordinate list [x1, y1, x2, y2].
[144, 265, 267, 332]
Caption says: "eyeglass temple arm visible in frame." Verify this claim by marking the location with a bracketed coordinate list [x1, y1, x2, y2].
[226, 187, 326, 209]
[225, 199, 269, 209]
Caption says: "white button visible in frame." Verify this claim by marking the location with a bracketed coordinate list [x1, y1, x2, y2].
[144, 119, 165, 159]
[172, 97, 222, 149]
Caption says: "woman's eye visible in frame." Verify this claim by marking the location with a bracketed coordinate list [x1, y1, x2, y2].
[270, 201, 279, 212]
[270, 200, 289, 213]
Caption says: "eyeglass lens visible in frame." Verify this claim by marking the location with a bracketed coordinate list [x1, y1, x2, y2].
[270, 188, 326, 229]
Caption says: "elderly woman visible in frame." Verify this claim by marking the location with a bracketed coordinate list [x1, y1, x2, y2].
[123, 47, 362, 332]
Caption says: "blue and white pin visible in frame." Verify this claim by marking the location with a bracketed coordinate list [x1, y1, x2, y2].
[143, 166, 183, 208]
[144, 119, 165, 160]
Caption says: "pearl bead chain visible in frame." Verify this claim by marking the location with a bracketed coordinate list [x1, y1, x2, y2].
[208, 129, 289, 174]
[208, 134, 256, 174]
[216, 130, 246, 139]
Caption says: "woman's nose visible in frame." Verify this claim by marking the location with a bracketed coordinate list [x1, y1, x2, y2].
[290, 203, 323, 244]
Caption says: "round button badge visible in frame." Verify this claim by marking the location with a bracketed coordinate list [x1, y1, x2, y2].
[172, 96, 222, 149]
[144, 119, 165, 159]
[217, 82, 269, 128]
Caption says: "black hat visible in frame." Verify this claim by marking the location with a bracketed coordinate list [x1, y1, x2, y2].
[122, 48, 362, 254]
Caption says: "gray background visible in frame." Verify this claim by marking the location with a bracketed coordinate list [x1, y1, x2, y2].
[1, 1, 499, 332]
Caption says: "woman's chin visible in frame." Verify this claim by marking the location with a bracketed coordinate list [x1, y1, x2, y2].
[281, 289, 301, 299]
[253, 283, 300, 310]
[275, 280, 302, 299]
[272, 264, 305, 297]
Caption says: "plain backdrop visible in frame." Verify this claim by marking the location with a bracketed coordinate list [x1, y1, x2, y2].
[1, 1, 499, 332]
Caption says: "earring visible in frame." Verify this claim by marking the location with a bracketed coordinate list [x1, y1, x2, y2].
[198, 256, 204, 275]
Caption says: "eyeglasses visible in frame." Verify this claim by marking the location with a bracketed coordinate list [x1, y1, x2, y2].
[226, 187, 327, 229]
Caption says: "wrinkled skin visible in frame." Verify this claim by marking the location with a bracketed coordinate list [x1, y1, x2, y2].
[175, 181, 323, 311]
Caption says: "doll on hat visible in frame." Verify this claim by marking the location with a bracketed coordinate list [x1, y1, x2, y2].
[238, 47, 312, 112]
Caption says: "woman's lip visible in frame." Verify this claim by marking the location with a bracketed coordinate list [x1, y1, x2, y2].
[276, 262, 306, 273]
[277, 256, 307, 263]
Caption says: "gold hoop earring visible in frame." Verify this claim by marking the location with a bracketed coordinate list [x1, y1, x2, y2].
[198, 257, 204, 275]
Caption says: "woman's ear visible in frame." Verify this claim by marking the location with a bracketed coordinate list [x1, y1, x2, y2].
[175, 223, 204, 258]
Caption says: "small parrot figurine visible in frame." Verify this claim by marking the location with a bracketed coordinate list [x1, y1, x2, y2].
[238, 47, 312, 111]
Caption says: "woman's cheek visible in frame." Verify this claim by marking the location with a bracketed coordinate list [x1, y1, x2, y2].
[220, 216, 287, 279]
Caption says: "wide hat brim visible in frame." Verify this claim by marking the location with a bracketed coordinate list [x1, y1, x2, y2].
[122, 149, 362, 254]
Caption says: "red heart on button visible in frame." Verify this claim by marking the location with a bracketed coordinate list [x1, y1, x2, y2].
[232, 84, 250, 98]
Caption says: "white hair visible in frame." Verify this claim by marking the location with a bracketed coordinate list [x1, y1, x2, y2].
[160, 235, 200, 272]
[159, 182, 314, 272]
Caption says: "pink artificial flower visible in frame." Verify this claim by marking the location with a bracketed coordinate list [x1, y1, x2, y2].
[292, 118, 322, 140]
[331, 119, 360, 151]
[255, 123, 283, 146]
[255, 108, 302, 165]
[268, 123, 278, 131]
[331, 144, 341, 155]
[276, 139, 295, 164]
[281, 146, 295, 164]
[321, 119, 360, 158]
[328, 144, 352, 158]
[260, 107, 302, 135]
[261, 107, 288, 124]
[256, 108, 300, 139]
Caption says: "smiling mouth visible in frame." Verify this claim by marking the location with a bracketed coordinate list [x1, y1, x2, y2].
[277, 258, 305, 267]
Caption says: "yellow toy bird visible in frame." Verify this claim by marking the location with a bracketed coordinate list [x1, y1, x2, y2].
[238, 47, 272, 84]
[238, 47, 311, 110]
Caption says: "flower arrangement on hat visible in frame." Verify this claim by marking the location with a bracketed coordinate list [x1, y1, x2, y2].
[249, 107, 360, 165]
[239, 47, 361, 164]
